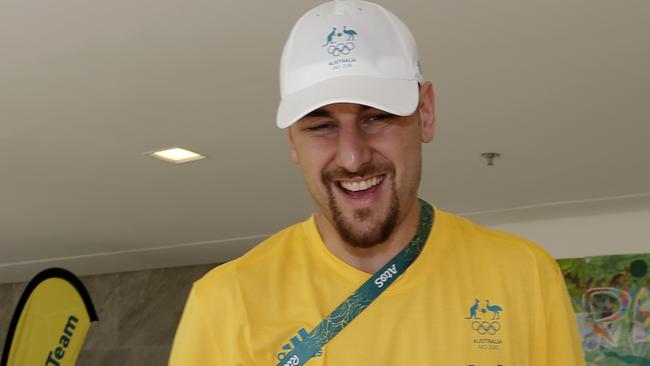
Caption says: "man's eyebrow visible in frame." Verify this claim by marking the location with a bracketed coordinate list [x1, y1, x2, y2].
[302, 108, 331, 119]
[301, 105, 373, 119]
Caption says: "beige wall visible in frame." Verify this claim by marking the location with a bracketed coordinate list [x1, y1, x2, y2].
[0, 263, 216, 366]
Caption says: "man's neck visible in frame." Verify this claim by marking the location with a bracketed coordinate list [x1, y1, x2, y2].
[314, 200, 422, 274]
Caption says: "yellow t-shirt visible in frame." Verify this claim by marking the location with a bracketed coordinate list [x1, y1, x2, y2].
[169, 209, 585, 365]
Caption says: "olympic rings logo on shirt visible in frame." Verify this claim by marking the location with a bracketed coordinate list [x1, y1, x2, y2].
[471, 321, 501, 335]
[327, 42, 355, 56]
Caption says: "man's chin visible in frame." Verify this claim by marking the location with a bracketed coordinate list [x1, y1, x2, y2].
[325, 174, 400, 248]
[333, 210, 398, 248]
[331, 187, 389, 220]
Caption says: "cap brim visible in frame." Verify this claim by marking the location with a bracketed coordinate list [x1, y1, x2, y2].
[276, 76, 419, 129]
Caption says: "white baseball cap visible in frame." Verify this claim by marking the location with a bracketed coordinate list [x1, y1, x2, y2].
[276, 0, 423, 129]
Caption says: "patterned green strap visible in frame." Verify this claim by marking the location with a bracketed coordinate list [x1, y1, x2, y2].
[277, 199, 434, 366]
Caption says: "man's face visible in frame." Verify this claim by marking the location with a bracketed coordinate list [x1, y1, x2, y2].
[288, 83, 435, 248]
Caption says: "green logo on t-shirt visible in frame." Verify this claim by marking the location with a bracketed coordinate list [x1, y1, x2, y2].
[276, 328, 323, 362]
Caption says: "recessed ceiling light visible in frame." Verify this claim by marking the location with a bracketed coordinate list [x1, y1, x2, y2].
[147, 147, 206, 164]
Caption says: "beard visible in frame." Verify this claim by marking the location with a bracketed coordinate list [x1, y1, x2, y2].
[323, 163, 400, 248]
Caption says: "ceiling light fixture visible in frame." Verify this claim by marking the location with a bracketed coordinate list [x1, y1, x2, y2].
[147, 147, 206, 164]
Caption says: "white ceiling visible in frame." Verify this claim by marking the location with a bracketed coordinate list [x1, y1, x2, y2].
[1, 0, 649, 283]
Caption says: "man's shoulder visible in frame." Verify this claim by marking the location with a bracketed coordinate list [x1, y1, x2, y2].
[193, 216, 314, 292]
[438, 210, 557, 267]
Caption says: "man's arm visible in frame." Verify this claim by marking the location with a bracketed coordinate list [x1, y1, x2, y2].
[169, 288, 223, 366]
[543, 260, 586, 365]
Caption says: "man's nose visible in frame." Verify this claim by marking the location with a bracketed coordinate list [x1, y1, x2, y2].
[334, 124, 372, 173]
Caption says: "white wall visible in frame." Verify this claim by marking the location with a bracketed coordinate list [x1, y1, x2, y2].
[488, 209, 650, 259]
[467, 194, 650, 259]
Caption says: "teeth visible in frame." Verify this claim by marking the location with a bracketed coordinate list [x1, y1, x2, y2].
[339, 176, 384, 192]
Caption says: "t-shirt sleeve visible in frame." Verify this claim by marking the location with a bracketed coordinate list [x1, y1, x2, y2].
[543, 258, 586, 365]
[168, 287, 222, 366]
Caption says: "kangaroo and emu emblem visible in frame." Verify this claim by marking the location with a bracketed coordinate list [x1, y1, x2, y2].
[322, 25, 358, 57]
[465, 298, 503, 320]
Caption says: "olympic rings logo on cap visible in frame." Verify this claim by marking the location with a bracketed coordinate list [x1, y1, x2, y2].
[471, 321, 501, 335]
[327, 42, 355, 57]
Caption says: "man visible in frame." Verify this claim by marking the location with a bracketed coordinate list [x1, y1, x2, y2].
[169, 1, 585, 365]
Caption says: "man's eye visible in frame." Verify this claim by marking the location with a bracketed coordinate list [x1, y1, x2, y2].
[366, 114, 392, 123]
[361, 114, 392, 132]
[306, 123, 336, 132]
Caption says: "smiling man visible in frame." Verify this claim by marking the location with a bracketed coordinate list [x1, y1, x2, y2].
[288, 97, 434, 275]
[169, 1, 585, 365]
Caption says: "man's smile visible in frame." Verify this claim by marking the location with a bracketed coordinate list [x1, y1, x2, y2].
[337, 175, 385, 192]
[330, 174, 388, 205]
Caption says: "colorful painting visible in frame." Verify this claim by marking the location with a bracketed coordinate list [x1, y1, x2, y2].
[559, 253, 650, 365]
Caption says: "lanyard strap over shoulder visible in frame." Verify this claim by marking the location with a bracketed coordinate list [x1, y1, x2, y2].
[277, 199, 434, 366]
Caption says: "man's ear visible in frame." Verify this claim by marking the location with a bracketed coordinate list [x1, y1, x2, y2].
[287, 127, 299, 164]
[418, 81, 436, 143]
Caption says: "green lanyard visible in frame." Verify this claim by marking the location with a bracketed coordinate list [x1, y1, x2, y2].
[277, 199, 434, 366]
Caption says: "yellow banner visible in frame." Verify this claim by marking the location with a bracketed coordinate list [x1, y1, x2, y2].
[1, 268, 98, 366]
